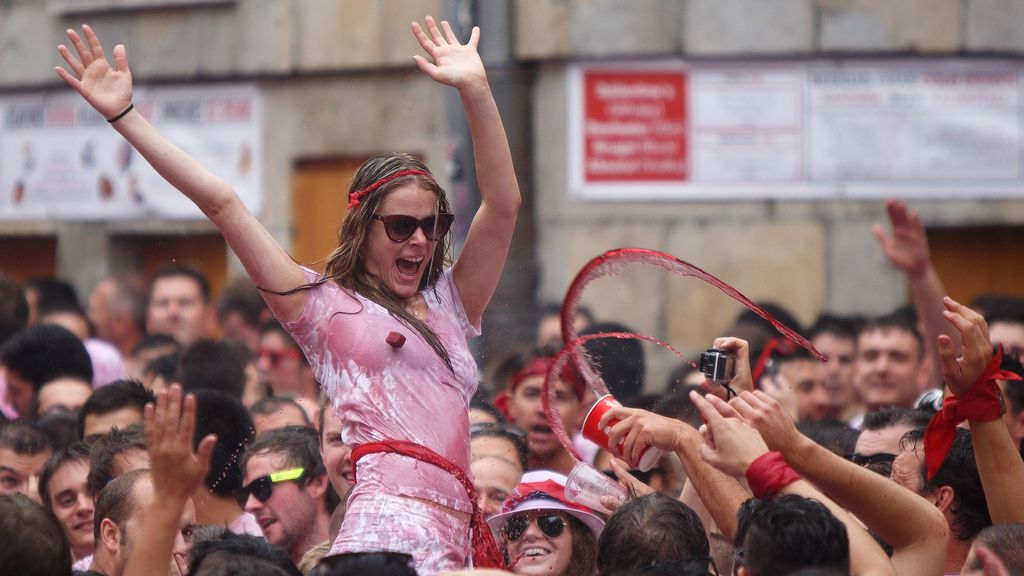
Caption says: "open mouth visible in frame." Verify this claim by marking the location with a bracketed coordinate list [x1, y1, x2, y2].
[517, 547, 552, 561]
[396, 257, 423, 278]
[258, 517, 277, 531]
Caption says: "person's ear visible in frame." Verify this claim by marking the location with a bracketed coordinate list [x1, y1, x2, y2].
[306, 473, 328, 500]
[99, 518, 121, 553]
[933, 485, 956, 513]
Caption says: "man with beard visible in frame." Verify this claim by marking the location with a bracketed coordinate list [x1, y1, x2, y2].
[241, 426, 334, 564]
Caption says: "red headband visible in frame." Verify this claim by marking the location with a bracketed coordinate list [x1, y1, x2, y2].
[348, 169, 432, 208]
[509, 356, 586, 400]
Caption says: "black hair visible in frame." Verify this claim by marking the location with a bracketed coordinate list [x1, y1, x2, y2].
[807, 313, 861, 341]
[241, 426, 339, 511]
[250, 396, 312, 426]
[193, 390, 256, 497]
[741, 495, 849, 576]
[131, 333, 182, 357]
[971, 523, 1024, 574]
[860, 407, 933, 432]
[597, 492, 709, 574]
[177, 339, 247, 399]
[216, 276, 268, 328]
[309, 552, 417, 576]
[76, 379, 154, 441]
[579, 321, 646, 403]
[26, 277, 80, 314]
[189, 530, 302, 576]
[735, 303, 804, 336]
[1000, 353, 1024, 414]
[469, 391, 506, 423]
[920, 428, 991, 541]
[38, 442, 91, 511]
[93, 468, 148, 544]
[0, 494, 72, 576]
[0, 421, 52, 455]
[469, 422, 529, 471]
[797, 418, 859, 458]
[144, 352, 179, 383]
[651, 388, 704, 429]
[35, 411, 80, 453]
[86, 424, 147, 500]
[150, 265, 211, 304]
[0, 272, 28, 345]
[488, 347, 531, 397]
[0, 324, 93, 391]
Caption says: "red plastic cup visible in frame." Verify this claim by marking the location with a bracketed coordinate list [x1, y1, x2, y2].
[582, 394, 663, 472]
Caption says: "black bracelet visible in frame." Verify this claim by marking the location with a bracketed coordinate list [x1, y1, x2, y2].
[106, 103, 134, 123]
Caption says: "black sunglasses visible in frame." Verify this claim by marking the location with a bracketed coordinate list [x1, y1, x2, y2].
[846, 453, 897, 476]
[238, 467, 305, 503]
[501, 513, 568, 542]
[372, 213, 454, 243]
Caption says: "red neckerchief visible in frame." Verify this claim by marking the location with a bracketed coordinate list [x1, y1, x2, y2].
[923, 345, 1022, 479]
[745, 451, 801, 499]
[351, 440, 507, 570]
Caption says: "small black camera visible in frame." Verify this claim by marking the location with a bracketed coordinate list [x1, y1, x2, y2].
[699, 348, 736, 385]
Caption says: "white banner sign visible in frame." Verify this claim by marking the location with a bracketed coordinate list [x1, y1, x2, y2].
[568, 60, 1024, 200]
[0, 84, 262, 221]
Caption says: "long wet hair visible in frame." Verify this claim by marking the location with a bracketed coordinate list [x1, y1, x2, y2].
[285, 152, 455, 372]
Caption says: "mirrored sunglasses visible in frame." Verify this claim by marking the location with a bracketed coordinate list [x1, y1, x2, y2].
[238, 467, 305, 503]
[500, 512, 568, 542]
[372, 213, 454, 243]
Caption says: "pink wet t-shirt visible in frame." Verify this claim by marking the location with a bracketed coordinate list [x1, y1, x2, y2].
[284, 268, 480, 514]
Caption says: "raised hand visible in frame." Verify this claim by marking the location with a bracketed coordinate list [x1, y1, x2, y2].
[689, 391, 769, 478]
[411, 16, 486, 92]
[143, 384, 217, 502]
[726, 390, 803, 456]
[873, 199, 930, 278]
[938, 297, 994, 397]
[55, 25, 133, 120]
[702, 337, 755, 399]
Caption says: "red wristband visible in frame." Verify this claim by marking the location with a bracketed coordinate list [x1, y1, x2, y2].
[746, 451, 801, 499]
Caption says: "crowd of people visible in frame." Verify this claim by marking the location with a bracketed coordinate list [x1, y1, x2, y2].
[1, 14, 1023, 576]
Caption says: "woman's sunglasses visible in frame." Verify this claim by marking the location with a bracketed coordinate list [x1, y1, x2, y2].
[238, 467, 305, 503]
[500, 513, 568, 542]
[372, 213, 454, 243]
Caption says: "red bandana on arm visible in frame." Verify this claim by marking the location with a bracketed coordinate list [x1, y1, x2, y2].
[745, 451, 802, 500]
[923, 345, 1022, 480]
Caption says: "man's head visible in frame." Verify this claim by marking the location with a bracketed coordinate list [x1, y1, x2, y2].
[92, 469, 196, 576]
[998, 353, 1024, 449]
[241, 426, 334, 562]
[193, 390, 255, 498]
[597, 492, 709, 575]
[188, 530, 303, 576]
[257, 321, 315, 398]
[35, 376, 93, 418]
[809, 314, 861, 418]
[146, 266, 212, 347]
[579, 322, 646, 404]
[38, 442, 94, 559]
[964, 524, 1024, 575]
[318, 400, 353, 501]
[128, 333, 181, 380]
[855, 314, 929, 410]
[985, 299, 1024, 363]
[176, 339, 248, 400]
[896, 428, 991, 543]
[89, 276, 146, 349]
[762, 342, 830, 423]
[0, 494, 72, 576]
[251, 396, 312, 437]
[86, 424, 149, 501]
[735, 495, 849, 576]
[853, 408, 932, 477]
[0, 422, 52, 501]
[471, 455, 522, 520]
[77, 379, 154, 445]
[216, 277, 269, 355]
[502, 350, 585, 465]
[1, 324, 93, 417]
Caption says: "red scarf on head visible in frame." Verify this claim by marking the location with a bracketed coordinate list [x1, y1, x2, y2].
[351, 440, 507, 570]
[923, 346, 1022, 479]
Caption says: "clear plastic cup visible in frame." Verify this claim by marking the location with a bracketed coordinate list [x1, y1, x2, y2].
[564, 461, 628, 515]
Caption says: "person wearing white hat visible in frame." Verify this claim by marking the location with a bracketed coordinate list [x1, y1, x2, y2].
[487, 470, 604, 576]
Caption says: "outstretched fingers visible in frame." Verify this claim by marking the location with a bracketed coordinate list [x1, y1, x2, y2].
[425, 15, 447, 46]
[81, 24, 108, 63]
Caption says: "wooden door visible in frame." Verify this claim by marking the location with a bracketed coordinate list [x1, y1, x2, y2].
[927, 226, 1024, 304]
[290, 158, 364, 272]
[0, 236, 57, 282]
